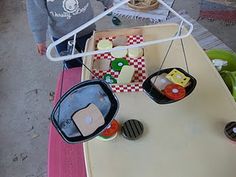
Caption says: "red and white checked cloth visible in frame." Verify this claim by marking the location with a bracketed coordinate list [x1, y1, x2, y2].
[92, 35, 147, 93]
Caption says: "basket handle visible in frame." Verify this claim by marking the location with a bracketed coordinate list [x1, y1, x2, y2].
[46, 0, 193, 62]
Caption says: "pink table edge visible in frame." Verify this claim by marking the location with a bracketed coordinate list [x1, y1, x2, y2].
[48, 67, 87, 177]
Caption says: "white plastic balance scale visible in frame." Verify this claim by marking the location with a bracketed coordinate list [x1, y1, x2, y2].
[46, 0, 193, 62]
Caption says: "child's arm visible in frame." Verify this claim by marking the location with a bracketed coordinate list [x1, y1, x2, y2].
[97, 0, 114, 8]
[26, 0, 48, 55]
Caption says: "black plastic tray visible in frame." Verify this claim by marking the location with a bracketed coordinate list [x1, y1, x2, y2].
[51, 80, 119, 143]
[142, 68, 197, 104]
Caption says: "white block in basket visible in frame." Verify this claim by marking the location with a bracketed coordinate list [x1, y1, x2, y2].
[117, 65, 135, 84]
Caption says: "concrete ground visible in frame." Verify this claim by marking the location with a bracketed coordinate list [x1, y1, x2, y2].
[0, 0, 235, 177]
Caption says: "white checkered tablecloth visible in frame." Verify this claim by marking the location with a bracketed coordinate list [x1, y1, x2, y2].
[92, 35, 147, 93]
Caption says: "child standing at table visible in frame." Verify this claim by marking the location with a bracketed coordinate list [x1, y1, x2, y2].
[26, 0, 113, 68]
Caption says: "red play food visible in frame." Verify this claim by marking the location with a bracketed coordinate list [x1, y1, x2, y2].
[163, 84, 186, 100]
[101, 119, 119, 137]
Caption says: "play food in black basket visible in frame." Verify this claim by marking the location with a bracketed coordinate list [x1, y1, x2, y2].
[142, 68, 197, 104]
[51, 80, 119, 143]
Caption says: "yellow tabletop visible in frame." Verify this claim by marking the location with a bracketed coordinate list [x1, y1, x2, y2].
[82, 24, 236, 177]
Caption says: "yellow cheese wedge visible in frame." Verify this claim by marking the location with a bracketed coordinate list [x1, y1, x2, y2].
[111, 46, 128, 58]
[166, 69, 190, 87]
[117, 65, 135, 84]
[128, 47, 143, 58]
[97, 39, 113, 50]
